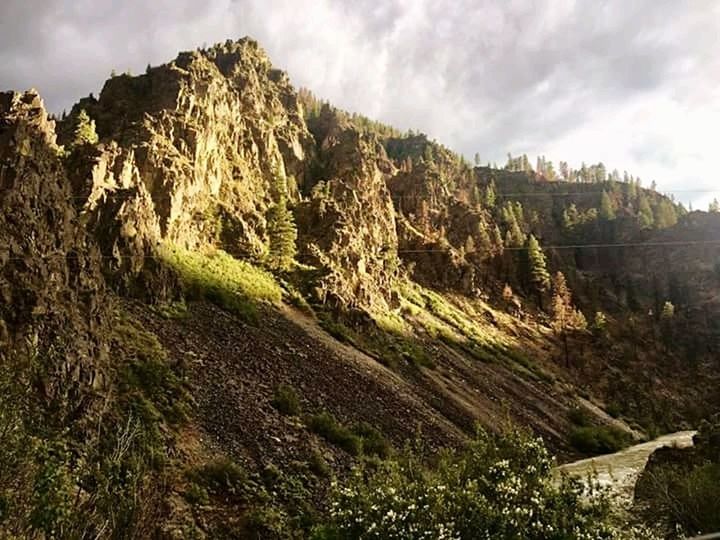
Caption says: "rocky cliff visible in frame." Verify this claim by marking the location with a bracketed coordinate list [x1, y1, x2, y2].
[0, 90, 108, 413]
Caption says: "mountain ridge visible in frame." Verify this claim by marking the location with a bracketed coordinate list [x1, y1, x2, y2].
[1, 37, 718, 537]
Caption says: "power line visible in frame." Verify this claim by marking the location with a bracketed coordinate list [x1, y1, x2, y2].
[398, 239, 720, 253]
[390, 189, 719, 199]
[1, 238, 718, 264]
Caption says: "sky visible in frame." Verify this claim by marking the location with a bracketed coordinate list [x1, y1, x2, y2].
[1, 0, 718, 209]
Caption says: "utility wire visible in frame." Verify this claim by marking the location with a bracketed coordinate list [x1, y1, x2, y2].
[398, 239, 720, 253]
[1, 239, 719, 263]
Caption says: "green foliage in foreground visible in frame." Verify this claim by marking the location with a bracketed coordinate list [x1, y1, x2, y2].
[636, 416, 720, 537]
[0, 315, 190, 538]
[314, 429, 654, 540]
[160, 245, 282, 323]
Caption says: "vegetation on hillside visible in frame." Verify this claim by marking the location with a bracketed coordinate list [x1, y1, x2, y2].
[314, 428, 652, 539]
[0, 314, 189, 538]
[160, 245, 282, 323]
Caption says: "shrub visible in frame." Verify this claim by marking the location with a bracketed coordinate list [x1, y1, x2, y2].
[569, 425, 630, 454]
[568, 406, 590, 427]
[308, 451, 330, 478]
[190, 458, 248, 498]
[271, 385, 301, 416]
[352, 423, 391, 459]
[306, 413, 362, 456]
[314, 428, 652, 539]
[606, 402, 622, 419]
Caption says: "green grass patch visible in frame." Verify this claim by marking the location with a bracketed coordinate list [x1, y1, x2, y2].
[306, 413, 363, 456]
[160, 245, 282, 323]
[187, 458, 249, 499]
[306, 413, 392, 458]
[152, 301, 189, 320]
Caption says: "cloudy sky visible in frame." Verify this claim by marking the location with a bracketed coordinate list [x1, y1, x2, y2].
[1, 0, 718, 208]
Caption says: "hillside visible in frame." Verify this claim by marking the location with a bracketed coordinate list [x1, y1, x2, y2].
[1, 38, 718, 537]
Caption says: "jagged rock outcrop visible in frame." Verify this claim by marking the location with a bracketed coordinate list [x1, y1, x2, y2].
[64, 142, 177, 298]
[386, 136, 503, 293]
[57, 40, 405, 311]
[0, 90, 108, 412]
[61, 38, 315, 257]
[297, 108, 401, 310]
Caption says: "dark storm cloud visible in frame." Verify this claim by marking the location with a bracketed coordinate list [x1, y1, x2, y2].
[0, 0, 718, 204]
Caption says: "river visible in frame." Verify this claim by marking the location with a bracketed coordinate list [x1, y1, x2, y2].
[556, 430, 697, 503]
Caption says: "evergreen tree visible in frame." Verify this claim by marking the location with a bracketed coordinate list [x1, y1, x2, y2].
[267, 196, 298, 271]
[527, 235, 550, 304]
[485, 181, 497, 208]
[591, 311, 608, 340]
[709, 198, 720, 213]
[551, 272, 587, 366]
[661, 301, 675, 320]
[638, 195, 655, 229]
[464, 235, 476, 254]
[474, 152, 481, 166]
[491, 225, 504, 255]
[563, 204, 580, 229]
[599, 191, 616, 220]
[476, 221, 493, 255]
[654, 200, 678, 229]
[72, 110, 99, 147]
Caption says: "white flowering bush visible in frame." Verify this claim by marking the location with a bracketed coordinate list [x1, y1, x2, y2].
[313, 429, 656, 539]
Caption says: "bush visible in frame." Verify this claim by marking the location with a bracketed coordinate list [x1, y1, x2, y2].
[568, 406, 590, 426]
[314, 428, 652, 539]
[271, 385, 301, 416]
[306, 413, 363, 456]
[189, 458, 248, 498]
[637, 417, 720, 536]
[606, 402, 622, 419]
[569, 425, 630, 454]
[352, 423, 391, 459]
[308, 451, 330, 478]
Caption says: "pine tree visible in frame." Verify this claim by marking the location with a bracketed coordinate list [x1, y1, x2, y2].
[267, 196, 298, 271]
[527, 235, 550, 304]
[464, 235, 476, 254]
[661, 301, 675, 320]
[638, 195, 654, 229]
[491, 225, 504, 255]
[551, 272, 587, 366]
[474, 152, 481, 166]
[563, 204, 580, 229]
[476, 221, 492, 256]
[599, 191, 616, 220]
[72, 110, 99, 147]
[654, 200, 678, 229]
[709, 198, 720, 213]
[485, 181, 497, 208]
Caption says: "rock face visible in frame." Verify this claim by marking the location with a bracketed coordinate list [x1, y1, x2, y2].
[0, 91, 108, 411]
[63, 38, 314, 258]
[386, 135, 503, 293]
[297, 108, 401, 310]
[57, 38, 402, 311]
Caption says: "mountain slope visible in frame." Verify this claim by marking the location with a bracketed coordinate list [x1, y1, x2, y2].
[1, 37, 718, 537]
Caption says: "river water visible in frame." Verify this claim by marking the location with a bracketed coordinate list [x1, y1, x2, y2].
[557, 430, 697, 503]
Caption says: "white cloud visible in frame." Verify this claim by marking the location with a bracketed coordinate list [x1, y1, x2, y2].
[1, 0, 718, 207]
